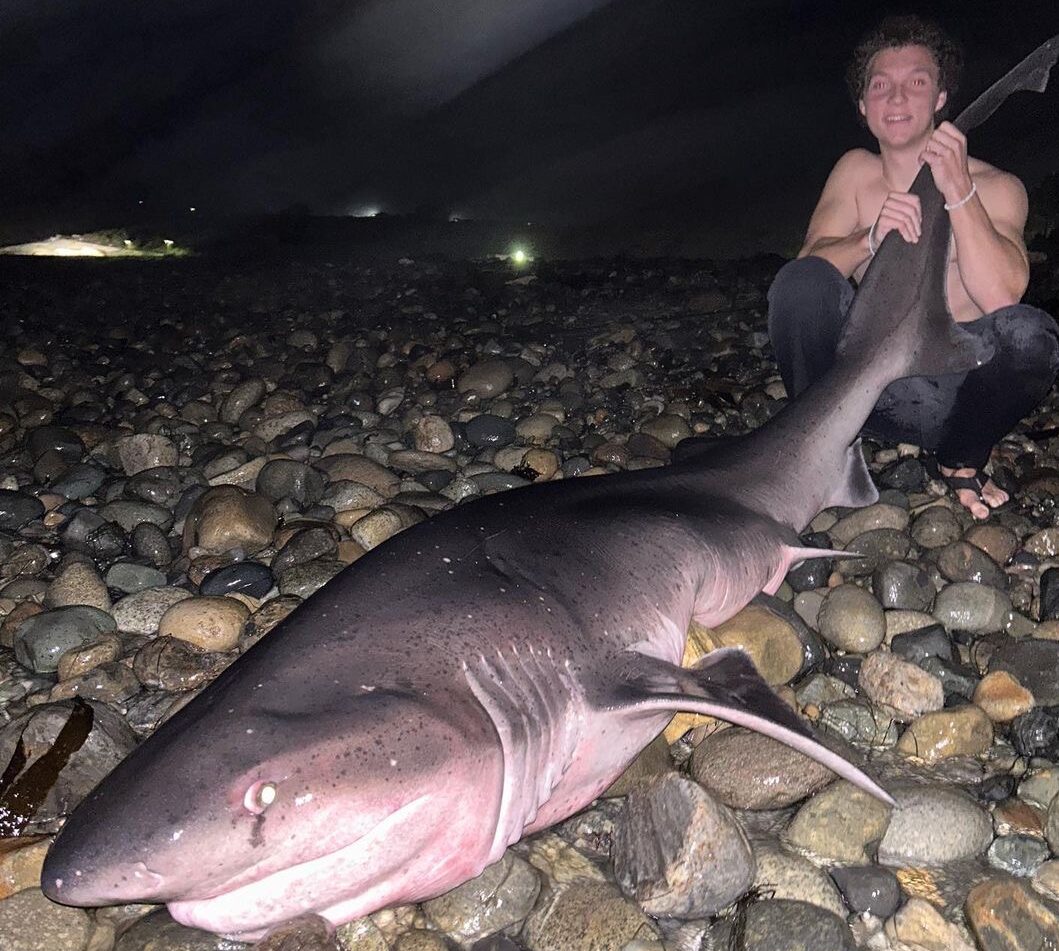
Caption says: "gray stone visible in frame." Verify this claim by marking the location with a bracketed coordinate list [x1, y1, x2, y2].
[14, 606, 117, 674]
[932, 581, 1011, 634]
[878, 784, 992, 866]
[612, 773, 753, 917]
[0, 887, 92, 951]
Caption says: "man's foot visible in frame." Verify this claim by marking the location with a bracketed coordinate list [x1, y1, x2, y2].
[936, 463, 1009, 520]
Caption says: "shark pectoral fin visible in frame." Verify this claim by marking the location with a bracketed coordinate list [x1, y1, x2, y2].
[617, 647, 894, 805]
[824, 438, 878, 510]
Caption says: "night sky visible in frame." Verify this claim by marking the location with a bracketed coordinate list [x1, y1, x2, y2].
[3, 1, 1058, 256]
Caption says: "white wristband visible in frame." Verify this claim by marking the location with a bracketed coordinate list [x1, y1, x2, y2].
[867, 220, 879, 256]
[944, 181, 977, 211]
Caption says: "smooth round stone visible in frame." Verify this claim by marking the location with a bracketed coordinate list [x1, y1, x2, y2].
[935, 540, 1007, 588]
[0, 887, 92, 951]
[858, 650, 944, 719]
[0, 489, 45, 530]
[612, 773, 753, 918]
[45, 560, 111, 611]
[965, 522, 1019, 565]
[131, 521, 173, 568]
[422, 852, 539, 943]
[112, 586, 194, 636]
[830, 865, 900, 918]
[1046, 789, 1059, 855]
[115, 433, 179, 474]
[255, 459, 325, 504]
[817, 580, 885, 656]
[841, 528, 912, 576]
[885, 897, 975, 951]
[1032, 860, 1059, 901]
[104, 561, 167, 594]
[895, 704, 993, 763]
[752, 846, 847, 918]
[413, 415, 455, 453]
[253, 409, 317, 442]
[465, 414, 516, 449]
[348, 507, 405, 550]
[639, 413, 692, 449]
[220, 378, 267, 423]
[521, 880, 659, 951]
[966, 878, 1059, 950]
[26, 424, 84, 462]
[1026, 527, 1059, 558]
[1019, 767, 1059, 810]
[911, 506, 963, 549]
[182, 485, 278, 555]
[277, 559, 345, 598]
[689, 727, 835, 809]
[56, 632, 123, 681]
[14, 606, 118, 674]
[49, 463, 107, 500]
[521, 448, 560, 481]
[878, 784, 992, 866]
[786, 554, 831, 593]
[315, 454, 399, 497]
[873, 561, 934, 611]
[818, 699, 900, 748]
[710, 604, 804, 686]
[889, 624, 953, 664]
[932, 581, 1011, 634]
[320, 480, 385, 512]
[921, 655, 978, 703]
[989, 639, 1059, 705]
[973, 670, 1035, 722]
[272, 527, 338, 573]
[987, 834, 1050, 876]
[199, 561, 274, 599]
[457, 360, 514, 397]
[389, 449, 457, 475]
[99, 499, 174, 533]
[783, 781, 892, 864]
[796, 673, 854, 709]
[709, 899, 853, 951]
[1041, 567, 1059, 622]
[884, 609, 938, 640]
[471, 471, 531, 493]
[158, 596, 249, 652]
[828, 503, 909, 546]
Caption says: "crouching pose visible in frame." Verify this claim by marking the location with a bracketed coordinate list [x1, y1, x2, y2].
[769, 14, 1059, 519]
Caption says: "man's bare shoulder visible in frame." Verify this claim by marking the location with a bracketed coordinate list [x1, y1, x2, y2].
[969, 159, 1029, 228]
[828, 148, 879, 180]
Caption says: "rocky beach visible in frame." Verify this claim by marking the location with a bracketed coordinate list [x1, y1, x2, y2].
[2, 245, 1059, 950]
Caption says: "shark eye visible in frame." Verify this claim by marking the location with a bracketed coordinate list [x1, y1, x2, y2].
[243, 781, 278, 814]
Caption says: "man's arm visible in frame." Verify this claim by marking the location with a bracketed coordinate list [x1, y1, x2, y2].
[949, 170, 1030, 312]
[797, 150, 873, 277]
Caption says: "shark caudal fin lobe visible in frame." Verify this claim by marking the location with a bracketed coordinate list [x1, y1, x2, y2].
[616, 648, 895, 805]
[835, 163, 994, 383]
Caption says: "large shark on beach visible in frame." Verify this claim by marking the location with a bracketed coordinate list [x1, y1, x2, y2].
[41, 35, 1058, 941]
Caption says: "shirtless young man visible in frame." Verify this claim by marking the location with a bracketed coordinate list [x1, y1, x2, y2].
[768, 15, 1059, 518]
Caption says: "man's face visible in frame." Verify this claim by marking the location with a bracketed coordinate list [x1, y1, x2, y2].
[858, 44, 947, 147]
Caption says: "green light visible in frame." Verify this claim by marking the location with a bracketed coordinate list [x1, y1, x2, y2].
[513, 248, 527, 265]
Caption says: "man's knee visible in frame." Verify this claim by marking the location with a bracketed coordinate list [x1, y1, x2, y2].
[767, 255, 852, 321]
[991, 304, 1059, 374]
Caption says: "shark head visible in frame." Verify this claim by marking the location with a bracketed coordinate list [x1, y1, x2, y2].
[41, 677, 503, 939]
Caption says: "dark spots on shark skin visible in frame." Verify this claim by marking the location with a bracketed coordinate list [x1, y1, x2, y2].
[249, 814, 266, 849]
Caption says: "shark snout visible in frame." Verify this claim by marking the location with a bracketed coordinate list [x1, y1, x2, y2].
[42, 850, 166, 907]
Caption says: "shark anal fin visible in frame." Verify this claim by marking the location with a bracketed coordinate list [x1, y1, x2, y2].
[615, 647, 894, 805]
[826, 438, 879, 510]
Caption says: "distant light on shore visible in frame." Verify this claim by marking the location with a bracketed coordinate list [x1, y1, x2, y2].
[351, 206, 382, 218]
[512, 248, 527, 265]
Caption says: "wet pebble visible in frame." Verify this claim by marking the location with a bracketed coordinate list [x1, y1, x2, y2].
[829, 865, 900, 918]
[199, 561, 274, 598]
[783, 781, 891, 864]
[14, 605, 118, 674]
[817, 583, 886, 652]
[878, 784, 992, 866]
[858, 650, 944, 720]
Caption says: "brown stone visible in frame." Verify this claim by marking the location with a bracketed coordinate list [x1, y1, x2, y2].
[973, 670, 1035, 723]
[966, 877, 1059, 950]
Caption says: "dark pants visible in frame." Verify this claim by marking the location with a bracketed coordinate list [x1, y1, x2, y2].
[767, 256, 1059, 469]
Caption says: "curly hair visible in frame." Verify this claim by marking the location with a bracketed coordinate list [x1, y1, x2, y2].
[846, 15, 963, 121]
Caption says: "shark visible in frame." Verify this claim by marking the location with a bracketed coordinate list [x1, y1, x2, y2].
[40, 33, 1059, 941]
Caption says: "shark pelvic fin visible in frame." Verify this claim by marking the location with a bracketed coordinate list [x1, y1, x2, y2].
[615, 648, 894, 804]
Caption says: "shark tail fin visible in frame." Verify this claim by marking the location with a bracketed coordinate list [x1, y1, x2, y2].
[615, 647, 894, 805]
